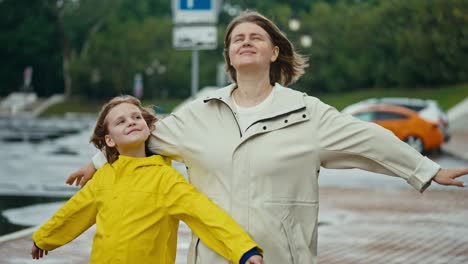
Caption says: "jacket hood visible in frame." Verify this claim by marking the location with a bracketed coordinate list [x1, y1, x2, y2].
[203, 83, 307, 120]
[111, 155, 171, 171]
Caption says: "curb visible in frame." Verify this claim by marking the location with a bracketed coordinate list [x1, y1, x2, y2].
[443, 148, 468, 162]
[0, 226, 36, 244]
[441, 132, 468, 162]
[444, 149, 468, 161]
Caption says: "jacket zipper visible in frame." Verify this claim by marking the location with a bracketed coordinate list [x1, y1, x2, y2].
[245, 106, 307, 131]
[205, 98, 307, 138]
[204, 98, 243, 138]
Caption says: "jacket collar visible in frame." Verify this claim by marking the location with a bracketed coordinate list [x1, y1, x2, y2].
[203, 83, 307, 119]
[111, 155, 171, 171]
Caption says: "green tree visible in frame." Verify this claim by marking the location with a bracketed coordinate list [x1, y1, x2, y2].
[70, 0, 193, 99]
[2, 0, 467, 98]
[0, 0, 62, 96]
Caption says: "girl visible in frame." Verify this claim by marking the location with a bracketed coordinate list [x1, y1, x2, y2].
[31, 95, 263, 264]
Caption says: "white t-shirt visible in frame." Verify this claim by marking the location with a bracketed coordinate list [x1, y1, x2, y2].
[232, 85, 279, 133]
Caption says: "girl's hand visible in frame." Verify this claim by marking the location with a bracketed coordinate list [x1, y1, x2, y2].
[31, 243, 48, 259]
[245, 255, 264, 264]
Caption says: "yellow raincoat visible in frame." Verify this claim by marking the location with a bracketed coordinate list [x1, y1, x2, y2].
[33, 155, 260, 263]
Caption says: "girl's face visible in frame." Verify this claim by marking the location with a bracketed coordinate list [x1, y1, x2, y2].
[104, 103, 150, 151]
[228, 22, 279, 72]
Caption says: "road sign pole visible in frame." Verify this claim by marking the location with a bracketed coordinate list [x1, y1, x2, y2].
[172, 0, 221, 97]
[191, 50, 199, 97]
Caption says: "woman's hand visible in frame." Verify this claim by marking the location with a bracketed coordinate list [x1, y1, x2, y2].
[66, 162, 96, 187]
[432, 168, 468, 187]
[31, 243, 48, 259]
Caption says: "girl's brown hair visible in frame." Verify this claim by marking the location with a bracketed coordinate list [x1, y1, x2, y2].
[90, 95, 158, 163]
[223, 10, 308, 86]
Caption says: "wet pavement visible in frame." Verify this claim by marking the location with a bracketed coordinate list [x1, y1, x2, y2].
[0, 132, 467, 263]
[1, 186, 467, 264]
[1, 105, 468, 263]
[318, 187, 468, 264]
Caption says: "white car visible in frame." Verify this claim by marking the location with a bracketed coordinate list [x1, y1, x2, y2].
[342, 97, 450, 142]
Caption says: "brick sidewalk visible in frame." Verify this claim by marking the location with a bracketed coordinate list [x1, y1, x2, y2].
[1, 187, 467, 263]
[317, 187, 468, 264]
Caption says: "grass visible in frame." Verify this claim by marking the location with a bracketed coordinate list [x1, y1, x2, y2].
[141, 98, 186, 114]
[43, 97, 105, 116]
[41, 83, 468, 116]
[42, 97, 185, 117]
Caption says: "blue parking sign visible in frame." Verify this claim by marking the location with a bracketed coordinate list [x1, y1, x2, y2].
[172, 0, 218, 24]
[179, 0, 211, 10]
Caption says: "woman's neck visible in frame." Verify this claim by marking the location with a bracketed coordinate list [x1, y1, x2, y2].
[233, 74, 273, 108]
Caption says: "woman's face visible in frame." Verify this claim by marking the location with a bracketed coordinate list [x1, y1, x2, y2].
[228, 22, 279, 73]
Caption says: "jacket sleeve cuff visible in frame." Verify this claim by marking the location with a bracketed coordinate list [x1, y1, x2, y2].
[407, 156, 440, 193]
[91, 151, 107, 169]
[239, 247, 263, 264]
[33, 241, 43, 251]
[32, 232, 48, 251]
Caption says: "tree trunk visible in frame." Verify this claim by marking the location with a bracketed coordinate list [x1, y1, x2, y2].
[56, 5, 72, 98]
[62, 37, 72, 98]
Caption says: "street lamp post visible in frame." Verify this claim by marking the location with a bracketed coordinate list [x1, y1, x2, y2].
[288, 18, 301, 32]
[300, 34, 312, 48]
[288, 17, 312, 49]
[191, 50, 199, 98]
[144, 58, 167, 98]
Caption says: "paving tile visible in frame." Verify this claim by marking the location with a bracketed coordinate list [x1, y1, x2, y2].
[1, 187, 467, 263]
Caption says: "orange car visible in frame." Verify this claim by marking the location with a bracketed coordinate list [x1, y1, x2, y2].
[351, 105, 444, 153]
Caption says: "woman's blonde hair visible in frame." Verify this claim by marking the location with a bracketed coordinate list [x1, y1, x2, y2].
[90, 95, 158, 163]
[224, 10, 308, 86]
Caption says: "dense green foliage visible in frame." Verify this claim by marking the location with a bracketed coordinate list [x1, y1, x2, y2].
[318, 82, 468, 111]
[43, 97, 185, 116]
[0, 0, 63, 95]
[1, 0, 467, 99]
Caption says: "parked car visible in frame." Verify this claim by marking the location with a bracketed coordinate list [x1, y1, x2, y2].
[351, 105, 444, 153]
[342, 97, 450, 142]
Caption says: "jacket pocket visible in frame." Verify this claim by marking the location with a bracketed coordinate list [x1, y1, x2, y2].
[281, 215, 298, 264]
[264, 200, 318, 264]
[191, 236, 229, 264]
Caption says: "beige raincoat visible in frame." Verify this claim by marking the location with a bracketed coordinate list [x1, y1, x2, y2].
[148, 83, 440, 264]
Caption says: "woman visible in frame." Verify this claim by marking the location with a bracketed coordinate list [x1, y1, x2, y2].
[69, 10, 467, 264]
